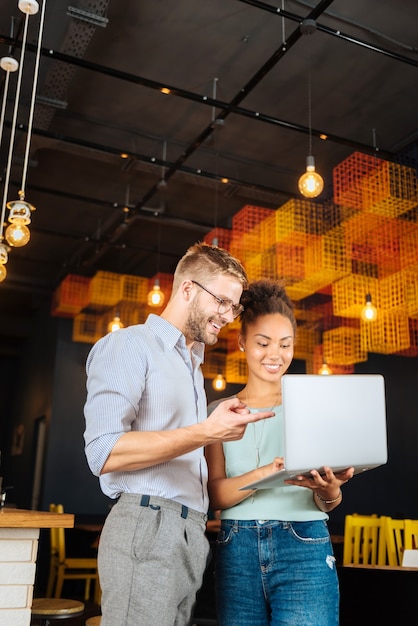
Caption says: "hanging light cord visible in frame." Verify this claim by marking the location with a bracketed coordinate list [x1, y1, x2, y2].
[1, 0, 46, 231]
[307, 32, 312, 156]
[281, 0, 286, 44]
[0, 69, 13, 240]
[156, 218, 162, 273]
[0, 66, 13, 152]
[0, 11, 30, 232]
[21, 0, 47, 196]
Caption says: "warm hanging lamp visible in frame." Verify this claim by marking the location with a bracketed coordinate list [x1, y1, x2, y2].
[5, 193, 35, 246]
[298, 19, 324, 199]
[212, 373, 227, 391]
[361, 293, 378, 322]
[147, 278, 165, 307]
[147, 218, 165, 308]
[108, 314, 124, 333]
[2, 0, 46, 251]
[0, 54, 19, 275]
[0, 243, 9, 283]
[318, 360, 332, 375]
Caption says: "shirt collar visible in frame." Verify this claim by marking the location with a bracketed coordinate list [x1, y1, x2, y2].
[145, 313, 205, 363]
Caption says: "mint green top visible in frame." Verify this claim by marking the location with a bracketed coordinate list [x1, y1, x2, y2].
[208, 397, 328, 522]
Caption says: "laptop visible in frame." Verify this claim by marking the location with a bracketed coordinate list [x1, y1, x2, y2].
[240, 374, 388, 490]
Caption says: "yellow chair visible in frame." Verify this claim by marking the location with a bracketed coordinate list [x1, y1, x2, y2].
[343, 514, 382, 567]
[379, 516, 405, 566]
[46, 504, 60, 598]
[404, 519, 418, 550]
[47, 504, 100, 603]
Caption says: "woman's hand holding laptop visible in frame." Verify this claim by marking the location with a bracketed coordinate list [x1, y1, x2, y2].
[284, 465, 355, 511]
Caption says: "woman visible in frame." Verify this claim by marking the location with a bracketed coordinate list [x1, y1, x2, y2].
[205, 279, 354, 626]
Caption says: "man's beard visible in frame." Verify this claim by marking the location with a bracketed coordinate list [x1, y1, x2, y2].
[184, 300, 219, 345]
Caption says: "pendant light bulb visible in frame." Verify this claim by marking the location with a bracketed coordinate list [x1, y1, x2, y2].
[4, 198, 35, 247]
[5, 222, 30, 247]
[318, 361, 332, 375]
[0, 243, 9, 282]
[298, 155, 324, 198]
[0, 243, 9, 264]
[212, 373, 227, 391]
[361, 293, 377, 322]
[147, 279, 165, 308]
[108, 315, 124, 333]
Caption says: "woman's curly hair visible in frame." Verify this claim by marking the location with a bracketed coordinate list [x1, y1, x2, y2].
[239, 279, 296, 338]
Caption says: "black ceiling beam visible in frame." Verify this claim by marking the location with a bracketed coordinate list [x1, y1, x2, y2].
[0, 32, 398, 158]
[237, 0, 418, 68]
[8, 123, 297, 201]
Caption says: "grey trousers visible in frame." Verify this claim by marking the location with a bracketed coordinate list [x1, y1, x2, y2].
[98, 493, 210, 626]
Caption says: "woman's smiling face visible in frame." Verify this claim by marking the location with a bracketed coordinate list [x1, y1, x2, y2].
[240, 313, 294, 384]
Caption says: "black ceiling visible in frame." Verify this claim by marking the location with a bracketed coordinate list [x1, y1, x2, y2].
[1, 0, 417, 354]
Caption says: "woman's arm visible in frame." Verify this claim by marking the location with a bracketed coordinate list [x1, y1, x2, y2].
[205, 441, 284, 510]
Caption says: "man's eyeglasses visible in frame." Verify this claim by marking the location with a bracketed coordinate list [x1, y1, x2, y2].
[191, 280, 244, 319]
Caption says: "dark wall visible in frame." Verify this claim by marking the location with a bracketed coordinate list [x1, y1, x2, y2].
[41, 319, 110, 515]
[1, 308, 417, 529]
[0, 353, 18, 496]
[0, 305, 56, 509]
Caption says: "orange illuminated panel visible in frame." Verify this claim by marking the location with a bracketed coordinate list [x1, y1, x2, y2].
[362, 161, 418, 217]
[203, 227, 232, 250]
[332, 274, 380, 318]
[72, 313, 102, 344]
[333, 151, 380, 210]
[89, 271, 123, 308]
[51, 274, 91, 318]
[361, 311, 410, 354]
[225, 350, 248, 384]
[121, 274, 149, 303]
[323, 326, 368, 365]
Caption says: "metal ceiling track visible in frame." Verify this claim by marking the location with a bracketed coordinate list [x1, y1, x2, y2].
[237, 0, 418, 67]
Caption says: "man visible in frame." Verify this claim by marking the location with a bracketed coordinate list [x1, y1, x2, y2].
[84, 242, 274, 626]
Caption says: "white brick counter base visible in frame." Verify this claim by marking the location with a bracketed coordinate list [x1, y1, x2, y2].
[0, 508, 74, 626]
[0, 527, 38, 626]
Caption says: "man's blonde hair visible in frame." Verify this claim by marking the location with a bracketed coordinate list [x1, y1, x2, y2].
[172, 242, 248, 293]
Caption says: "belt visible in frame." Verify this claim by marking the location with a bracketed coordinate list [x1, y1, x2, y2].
[140, 494, 189, 519]
[116, 493, 207, 523]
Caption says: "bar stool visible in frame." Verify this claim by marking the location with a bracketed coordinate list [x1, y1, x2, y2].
[31, 598, 84, 625]
[85, 617, 101, 625]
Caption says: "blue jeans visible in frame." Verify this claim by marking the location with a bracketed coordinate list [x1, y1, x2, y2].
[215, 519, 339, 626]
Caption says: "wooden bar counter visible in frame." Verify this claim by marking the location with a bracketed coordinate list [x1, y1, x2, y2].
[0, 507, 74, 626]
